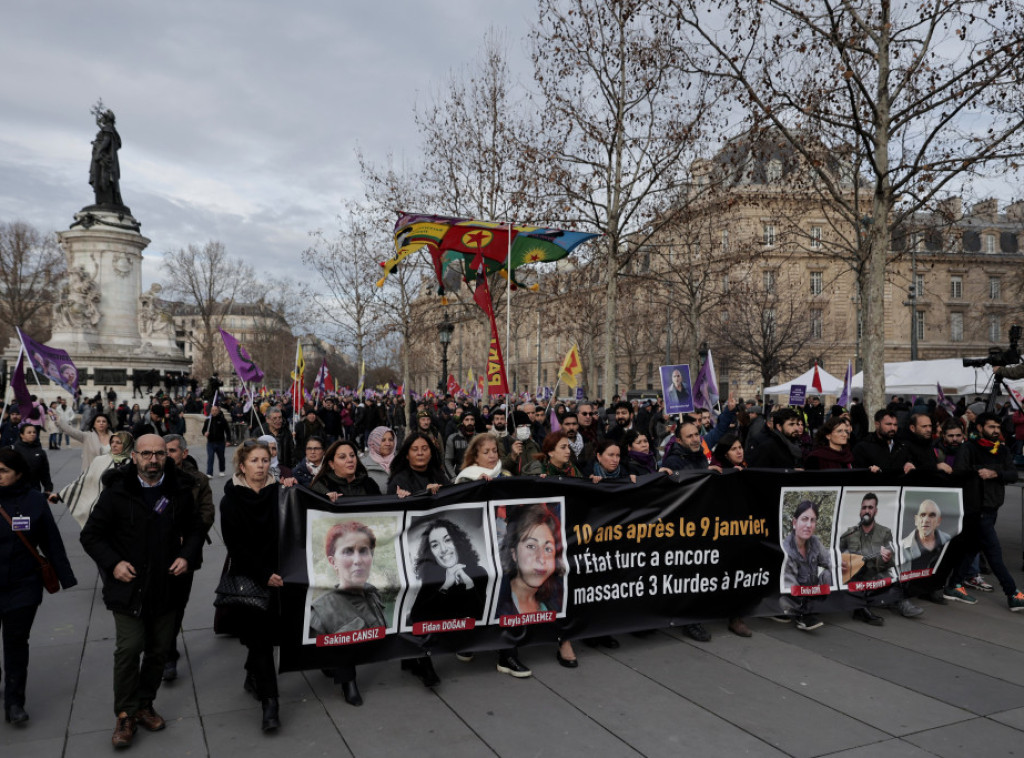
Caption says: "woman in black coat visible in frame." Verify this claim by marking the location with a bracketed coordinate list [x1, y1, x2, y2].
[386, 433, 449, 497]
[11, 424, 53, 496]
[310, 440, 381, 500]
[0, 448, 76, 724]
[219, 439, 282, 733]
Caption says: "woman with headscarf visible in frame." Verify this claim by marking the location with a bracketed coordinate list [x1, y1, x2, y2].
[360, 427, 396, 491]
[52, 431, 134, 528]
[257, 434, 292, 480]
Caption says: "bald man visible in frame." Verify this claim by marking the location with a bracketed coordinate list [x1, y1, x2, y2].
[900, 499, 952, 571]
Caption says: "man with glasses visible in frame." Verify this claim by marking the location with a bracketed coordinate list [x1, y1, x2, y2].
[293, 436, 327, 486]
[576, 402, 602, 470]
[81, 435, 207, 748]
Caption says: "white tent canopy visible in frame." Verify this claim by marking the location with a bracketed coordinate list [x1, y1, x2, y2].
[764, 366, 845, 396]
[851, 358, 995, 397]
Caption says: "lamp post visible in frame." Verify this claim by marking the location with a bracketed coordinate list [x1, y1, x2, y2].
[437, 309, 455, 393]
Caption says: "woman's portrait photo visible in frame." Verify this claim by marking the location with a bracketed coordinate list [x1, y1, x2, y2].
[304, 511, 404, 643]
[402, 505, 493, 629]
[779, 487, 839, 593]
[491, 499, 569, 622]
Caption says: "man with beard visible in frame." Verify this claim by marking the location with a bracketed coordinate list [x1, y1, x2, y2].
[606, 401, 635, 444]
[663, 420, 711, 473]
[944, 413, 1024, 609]
[838, 493, 910, 624]
[444, 411, 478, 478]
[853, 409, 913, 473]
[904, 413, 942, 472]
[934, 420, 964, 470]
[747, 408, 804, 469]
[901, 499, 952, 571]
[560, 411, 586, 469]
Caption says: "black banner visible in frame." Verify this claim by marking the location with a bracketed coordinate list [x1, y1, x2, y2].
[277, 470, 963, 673]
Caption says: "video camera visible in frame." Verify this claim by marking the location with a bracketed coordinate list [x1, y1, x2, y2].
[962, 324, 1021, 368]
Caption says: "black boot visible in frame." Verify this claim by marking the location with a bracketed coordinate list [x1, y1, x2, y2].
[402, 656, 440, 687]
[341, 680, 363, 706]
[261, 698, 280, 732]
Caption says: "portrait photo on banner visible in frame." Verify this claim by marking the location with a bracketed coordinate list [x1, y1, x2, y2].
[302, 509, 405, 645]
[835, 486, 899, 589]
[489, 497, 569, 623]
[659, 364, 694, 415]
[897, 487, 963, 577]
[400, 503, 496, 632]
[778, 486, 839, 594]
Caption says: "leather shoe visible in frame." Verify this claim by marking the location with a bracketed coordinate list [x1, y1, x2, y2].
[682, 623, 712, 642]
[135, 705, 166, 732]
[261, 698, 280, 732]
[5, 704, 29, 725]
[112, 712, 137, 748]
[556, 649, 579, 668]
[853, 607, 885, 626]
[728, 617, 753, 637]
[341, 680, 363, 706]
[496, 652, 532, 678]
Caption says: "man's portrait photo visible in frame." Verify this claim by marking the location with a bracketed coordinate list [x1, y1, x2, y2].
[836, 488, 899, 587]
[660, 364, 694, 414]
[899, 488, 963, 575]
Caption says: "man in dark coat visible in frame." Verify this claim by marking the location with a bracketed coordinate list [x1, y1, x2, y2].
[747, 408, 804, 469]
[852, 409, 912, 473]
[80, 435, 206, 748]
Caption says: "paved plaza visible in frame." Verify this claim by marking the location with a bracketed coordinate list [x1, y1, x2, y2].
[8, 445, 1024, 757]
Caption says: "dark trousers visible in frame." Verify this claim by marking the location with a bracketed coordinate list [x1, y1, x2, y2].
[206, 441, 226, 475]
[952, 510, 1017, 596]
[1, 604, 38, 709]
[112, 610, 177, 715]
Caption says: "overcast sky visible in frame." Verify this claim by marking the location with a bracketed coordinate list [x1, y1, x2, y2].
[0, 1, 536, 287]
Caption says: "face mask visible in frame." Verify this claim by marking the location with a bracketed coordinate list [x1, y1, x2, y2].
[516, 426, 531, 441]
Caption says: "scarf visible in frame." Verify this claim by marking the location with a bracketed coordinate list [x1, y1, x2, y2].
[592, 461, 624, 479]
[257, 434, 279, 468]
[110, 431, 134, 464]
[366, 426, 396, 472]
[627, 449, 657, 473]
[567, 433, 584, 457]
[979, 438, 1001, 454]
[454, 460, 504, 483]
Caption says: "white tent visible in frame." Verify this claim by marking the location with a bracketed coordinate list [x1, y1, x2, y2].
[764, 366, 845, 396]
[851, 358, 995, 397]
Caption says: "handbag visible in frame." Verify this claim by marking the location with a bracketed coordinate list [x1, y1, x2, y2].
[213, 557, 270, 611]
[0, 504, 61, 594]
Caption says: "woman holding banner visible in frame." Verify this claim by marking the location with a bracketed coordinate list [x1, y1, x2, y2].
[533, 431, 582, 479]
[803, 418, 854, 470]
[454, 433, 510, 482]
[589, 438, 636, 482]
[387, 433, 449, 497]
[361, 427, 396, 490]
[310, 440, 381, 500]
[219, 439, 283, 732]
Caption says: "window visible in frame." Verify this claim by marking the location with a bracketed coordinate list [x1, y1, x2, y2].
[810, 271, 823, 296]
[915, 310, 926, 341]
[950, 312, 964, 342]
[766, 159, 782, 183]
[985, 233, 997, 254]
[721, 230, 729, 252]
[950, 276, 963, 300]
[763, 270, 776, 293]
[810, 225, 822, 248]
[810, 309, 823, 339]
[857, 310, 863, 340]
[914, 273, 925, 299]
[989, 277, 1001, 300]
[763, 224, 776, 246]
[990, 315, 1001, 342]
[762, 309, 776, 339]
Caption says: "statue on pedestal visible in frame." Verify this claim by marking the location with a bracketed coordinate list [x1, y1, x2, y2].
[54, 265, 102, 330]
[89, 102, 123, 208]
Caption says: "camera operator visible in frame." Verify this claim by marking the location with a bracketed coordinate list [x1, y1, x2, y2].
[993, 364, 1024, 381]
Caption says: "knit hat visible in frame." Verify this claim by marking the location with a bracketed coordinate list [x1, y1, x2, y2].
[967, 402, 986, 416]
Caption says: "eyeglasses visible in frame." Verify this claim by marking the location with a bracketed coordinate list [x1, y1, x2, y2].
[579, 412, 594, 417]
[136, 450, 167, 459]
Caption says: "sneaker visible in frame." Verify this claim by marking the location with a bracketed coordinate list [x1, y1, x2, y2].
[965, 575, 994, 593]
[112, 712, 137, 748]
[769, 614, 792, 623]
[682, 623, 711, 642]
[219, 471, 227, 477]
[795, 614, 823, 631]
[943, 584, 978, 604]
[1009, 591, 1024, 612]
[895, 598, 924, 618]
[496, 653, 532, 678]
[455, 652, 474, 663]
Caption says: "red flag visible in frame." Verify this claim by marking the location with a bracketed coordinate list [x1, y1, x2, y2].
[446, 375, 462, 395]
[811, 362, 823, 393]
[471, 268, 509, 395]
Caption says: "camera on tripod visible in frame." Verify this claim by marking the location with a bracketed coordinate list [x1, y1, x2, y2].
[962, 324, 1022, 368]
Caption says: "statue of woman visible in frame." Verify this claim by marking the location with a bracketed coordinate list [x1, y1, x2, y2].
[89, 109, 123, 207]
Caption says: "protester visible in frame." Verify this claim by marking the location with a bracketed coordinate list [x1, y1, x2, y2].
[310, 439, 381, 500]
[11, 424, 53, 497]
[53, 431, 133, 528]
[589, 438, 636, 482]
[803, 418, 854, 470]
[202, 405, 231, 478]
[52, 409, 114, 473]
[293, 436, 326, 487]
[361, 426, 396, 490]
[453, 433, 509, 483]
[387, 432, 449, 497]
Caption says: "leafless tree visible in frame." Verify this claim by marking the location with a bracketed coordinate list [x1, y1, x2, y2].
[161, 241, 260, 380]
[672, 0, 1024, 413]
[0, 221, 65, 343]
[529, 0, 716, 398]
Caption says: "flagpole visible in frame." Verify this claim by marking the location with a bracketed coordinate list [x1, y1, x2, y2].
[0, 345, 25, 425]
[505, 220, 512, 410]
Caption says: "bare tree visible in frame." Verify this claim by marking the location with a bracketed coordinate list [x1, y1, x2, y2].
[0, 221, 65, 343]
[529, 0, 716, 398]
[301, 203, 383, 376]
[161, 241, 259, 380]
[673, 0, 1024, 413]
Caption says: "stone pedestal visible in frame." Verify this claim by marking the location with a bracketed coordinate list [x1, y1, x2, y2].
[4, 206, 190, 399]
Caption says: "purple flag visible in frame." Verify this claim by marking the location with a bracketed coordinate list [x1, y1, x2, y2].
[693, 350, 719, 410]
[549, 406, 561, 432]
[17, 327, 80, 397]
[11, 353, 36, 420]
[937, 382, 956, 412]
[837, 361, 853, 407]
[219, 329, 265, 384]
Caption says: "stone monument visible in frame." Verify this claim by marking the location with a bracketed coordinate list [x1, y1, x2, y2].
[7, 104, 190, 396]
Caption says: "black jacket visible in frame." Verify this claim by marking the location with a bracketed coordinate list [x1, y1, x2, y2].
[747, 431, 803, 469]
[663, 439, 709, 472]
[80, 462, 206, 616]
[201, 412, 231, 443]
[12, 438, 53, 492]
[903, 435, 939, 472]
[220, 479, 279, 587]
[954, 438, 1018, 512]
[273, 427, 296, 469]
[852, 434, 909, 472]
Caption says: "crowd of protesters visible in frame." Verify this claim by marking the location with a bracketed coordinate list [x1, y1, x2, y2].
[2, 372, 1024, 745]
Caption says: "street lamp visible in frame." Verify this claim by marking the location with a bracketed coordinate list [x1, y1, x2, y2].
[437, 309, 455, 393]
